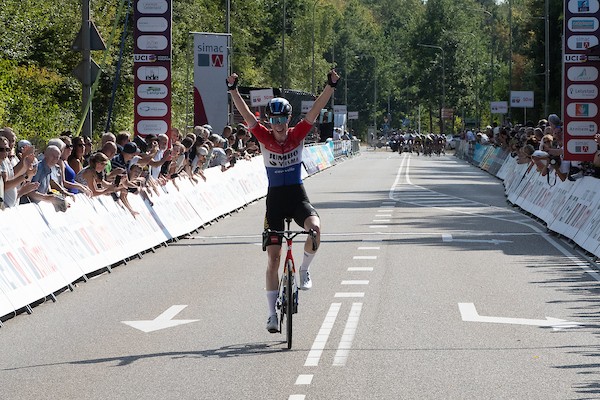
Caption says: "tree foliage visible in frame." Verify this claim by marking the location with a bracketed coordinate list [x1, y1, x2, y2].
[0, 0, 565, 142]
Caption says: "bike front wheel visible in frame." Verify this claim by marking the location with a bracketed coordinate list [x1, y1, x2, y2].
[286, 259, 293, 349]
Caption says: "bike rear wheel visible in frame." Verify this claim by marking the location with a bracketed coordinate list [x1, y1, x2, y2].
[285, 259, 293, 349]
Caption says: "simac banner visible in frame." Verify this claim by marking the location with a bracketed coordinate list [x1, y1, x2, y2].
[193, 32, 231, 135]
[133, 0, 172, 140]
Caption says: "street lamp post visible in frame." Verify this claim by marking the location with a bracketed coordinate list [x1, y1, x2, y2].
[417, 43, 445, 133]
[444, 30, 480, 129]
[355, 55, 377, 132]
[311, 0, 319, 94]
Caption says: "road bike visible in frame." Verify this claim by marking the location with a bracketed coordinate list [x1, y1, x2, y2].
[263, 218, 317, 349]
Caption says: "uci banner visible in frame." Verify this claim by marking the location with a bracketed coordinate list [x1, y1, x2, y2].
[133, 0, 172, 139]
[193, 32, 231, 135]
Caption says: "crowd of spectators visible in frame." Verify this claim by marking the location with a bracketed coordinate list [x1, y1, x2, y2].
[0, 123, 262, 214]
[464, 114, 600, 183]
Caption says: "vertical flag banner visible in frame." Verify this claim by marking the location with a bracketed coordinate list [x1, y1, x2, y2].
[193, 33, 231, 135]
[563, 0, 600, 161]
[134, 0, 172, 139]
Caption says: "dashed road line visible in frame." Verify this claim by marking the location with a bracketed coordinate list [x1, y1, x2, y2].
[333, 303, 363, 366]
[353, 255, 377, 260]
[304, 303, 341, 367]
[369, 225, 388, 229]
[334, 292, 365, 298]
[341, 280, 369, 285]
[348, 267, 374, 271]
[288, 395, 305, 400]
[358, 246, 380, 250]
[295, 375, 313, 385]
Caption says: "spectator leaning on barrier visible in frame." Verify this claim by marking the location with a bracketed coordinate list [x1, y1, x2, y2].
[27, 145, 71, 210]
[208, 134, 229, 170]
[58, 136, 92, 196]
[68, 136, 86, 174]
[75, 152, 116, 197]
[0, 136, 39, 207]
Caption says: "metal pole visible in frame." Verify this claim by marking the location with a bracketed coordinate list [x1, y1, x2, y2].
[281, 0, 286, 92]
[311, 0, 318, 94]
[374, 57, 377, 132]
[544, 0, 549, 118]
[226, 0, 230, 34]
[509, 0, 512, 121]
[417, 44, 444, 133]
[82, 0, 92, 138]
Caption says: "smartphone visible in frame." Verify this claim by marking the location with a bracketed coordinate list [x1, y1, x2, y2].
[114, 175, 122, 186]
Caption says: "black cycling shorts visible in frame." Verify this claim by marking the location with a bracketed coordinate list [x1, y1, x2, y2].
[263, 184, 319, 245]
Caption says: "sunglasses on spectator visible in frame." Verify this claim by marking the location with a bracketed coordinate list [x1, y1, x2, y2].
[66, 144, 74, 148]
[0, 147, 10, 152]
[269, 116, 288, 125]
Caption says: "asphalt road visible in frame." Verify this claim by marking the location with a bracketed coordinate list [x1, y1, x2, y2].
[2, 150, 600, 400]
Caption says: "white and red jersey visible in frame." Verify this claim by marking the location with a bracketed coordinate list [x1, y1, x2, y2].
[250, 119, 313, 187]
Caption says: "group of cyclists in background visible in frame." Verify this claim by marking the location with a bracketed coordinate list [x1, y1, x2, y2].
[373, 131, 448, 156]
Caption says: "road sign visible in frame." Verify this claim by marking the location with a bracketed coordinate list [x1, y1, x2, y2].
[490, 101, 508, 114]
[348, 111, 359, 120]
[510, 91, 534, 108]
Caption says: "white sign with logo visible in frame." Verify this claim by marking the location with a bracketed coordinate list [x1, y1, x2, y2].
[333, 105, 347, 114]
[510, 91, 534, 108]
[490, 101, 508, 114]
[348, 111, 359, 120]
[193, 32, 230, 134]
[250, 89, 274, 107]
[301, 101, 315, 114]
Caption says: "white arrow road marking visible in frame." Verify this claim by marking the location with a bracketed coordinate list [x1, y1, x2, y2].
[442, 234, 511, 245]
[459, 303, 581, 331]
[122, 305, 199, 333]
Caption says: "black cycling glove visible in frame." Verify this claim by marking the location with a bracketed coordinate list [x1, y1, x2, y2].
[327, 72, 338, 88]
[226, 76, 238, 90]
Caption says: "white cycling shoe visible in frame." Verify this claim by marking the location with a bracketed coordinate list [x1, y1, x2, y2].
[266, 315, 279, 333]
[299, 270, 312, 290]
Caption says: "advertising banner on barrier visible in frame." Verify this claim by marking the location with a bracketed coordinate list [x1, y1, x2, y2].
[562, 1, 599, 161]
[193, 32, 231, 134]
[133, 0, 172, 139]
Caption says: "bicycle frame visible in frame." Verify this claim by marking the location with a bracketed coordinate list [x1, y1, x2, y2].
[265, 219, 317, 349]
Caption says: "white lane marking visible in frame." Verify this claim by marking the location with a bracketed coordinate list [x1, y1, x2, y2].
[375, 214, 392, 217]
[377, 209, 393, 213]
[442, 233, 453, 242]
[342, 280, 369, 285]
[333, 303, 363, 366]
[358, 247, 380, 250]
[393, 155, 600, 287]
[288, 396, 306, 400]
[335, 292, 365, 298]
[459, 303, 582, 331]
[348, 267, 374, 271]
[304, 303, 341, 367]
[295, 375, 313, 385]
[369, 225, 388, 229]
[121, 305, 199, 333]
[353, 256, 377, 260]
[373, 219, 391, 222]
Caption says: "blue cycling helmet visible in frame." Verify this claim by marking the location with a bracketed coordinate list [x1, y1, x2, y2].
[266, 97, 292, 117]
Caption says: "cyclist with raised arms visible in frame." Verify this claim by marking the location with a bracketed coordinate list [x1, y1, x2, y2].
[226, 70, 339, 333]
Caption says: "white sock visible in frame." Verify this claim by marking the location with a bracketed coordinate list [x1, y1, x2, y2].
[266, 290, 278, 317]
[300, 251, 315, 272]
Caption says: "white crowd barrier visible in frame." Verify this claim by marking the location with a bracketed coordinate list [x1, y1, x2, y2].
[0, 141, 354, 321]
[457, 142, 600, 258]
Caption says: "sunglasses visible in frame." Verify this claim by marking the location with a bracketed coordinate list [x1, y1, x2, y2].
[269, 116, 288, 125]
[0, 147, 10, 152]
